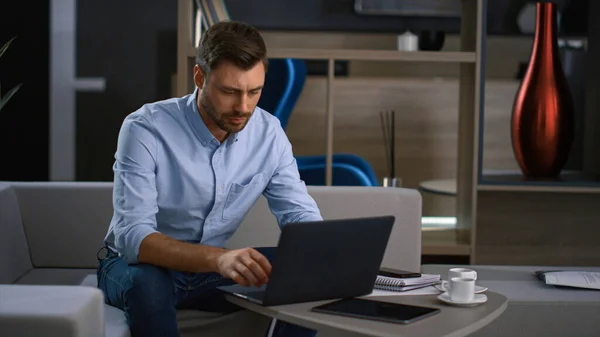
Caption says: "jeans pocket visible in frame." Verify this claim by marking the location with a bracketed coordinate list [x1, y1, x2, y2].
[222, 173, 267, 220]
[97, 256, 127, 308]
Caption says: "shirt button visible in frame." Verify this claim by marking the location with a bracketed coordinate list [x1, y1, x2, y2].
[202, 141, 207, 146]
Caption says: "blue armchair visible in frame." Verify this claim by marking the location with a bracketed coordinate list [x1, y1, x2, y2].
[258, 58, 379, 186]
[297, 162, 376, 186]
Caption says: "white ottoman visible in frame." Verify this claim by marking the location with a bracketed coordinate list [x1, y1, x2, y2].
[0, 284, 105, 337]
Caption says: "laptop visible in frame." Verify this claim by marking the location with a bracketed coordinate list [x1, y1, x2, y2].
[217, 215, 394, 306]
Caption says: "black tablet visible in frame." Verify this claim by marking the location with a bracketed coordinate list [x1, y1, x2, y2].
[311, 298, 440, 324]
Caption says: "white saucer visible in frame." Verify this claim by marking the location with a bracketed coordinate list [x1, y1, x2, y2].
[435, 281, 488, 294]
[437, 292, 488, 307]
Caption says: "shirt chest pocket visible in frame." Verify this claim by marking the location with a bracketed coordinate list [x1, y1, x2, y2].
[222, 173, 268, 220]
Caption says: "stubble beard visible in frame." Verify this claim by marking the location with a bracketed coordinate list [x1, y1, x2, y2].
[200, 94, 250, 134]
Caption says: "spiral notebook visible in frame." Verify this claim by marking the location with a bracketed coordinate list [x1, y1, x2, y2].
[374, 273, 440, 292]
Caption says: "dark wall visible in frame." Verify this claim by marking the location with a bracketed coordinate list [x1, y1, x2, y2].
[225, 0, 588, 36]
[225, 0, 461, 33]
[0, 1, 50, 181]
[75, 0, 178, 181]
[0, 1, 179, 182]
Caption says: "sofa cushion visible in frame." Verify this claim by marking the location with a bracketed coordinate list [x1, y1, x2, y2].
[10, 182, 422, 273]
[10, 182, 113, 269]
[229, 186, 423, 272]
[0, 182, 33, 284]
[15, 268, 97, 285]
[80, 275, 131, 337]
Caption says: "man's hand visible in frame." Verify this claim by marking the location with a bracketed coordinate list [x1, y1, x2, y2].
[216, 248, 272, 287]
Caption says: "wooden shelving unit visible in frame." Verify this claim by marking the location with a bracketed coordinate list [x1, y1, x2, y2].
[185, 44, 477, 63]
[478, 184, 600, 193]
[477, 170, 600, 193]
[176, 0, 486, 261]
[469, 3, 600, 266]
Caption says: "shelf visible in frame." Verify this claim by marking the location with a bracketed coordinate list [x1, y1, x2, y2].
[186, 44, 477, 63]
[417, 171, 600, 194]
[419, 179, 456, 196]
[478, 171, 600, 193]
[422, 228, 470, 256]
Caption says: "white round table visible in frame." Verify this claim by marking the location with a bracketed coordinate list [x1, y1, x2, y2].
[226, 291, 508, 337]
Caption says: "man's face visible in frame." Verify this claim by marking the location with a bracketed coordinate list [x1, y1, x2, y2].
[194, 61, 265, 134]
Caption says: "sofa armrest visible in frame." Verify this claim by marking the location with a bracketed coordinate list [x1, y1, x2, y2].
[0, 182, 33, 284]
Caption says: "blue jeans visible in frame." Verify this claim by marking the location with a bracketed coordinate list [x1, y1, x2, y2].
[96, 247, 317, 337]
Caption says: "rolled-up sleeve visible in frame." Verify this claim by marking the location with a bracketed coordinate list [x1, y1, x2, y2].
[112, 114, 159, 264]
[264, 126, 323, 226]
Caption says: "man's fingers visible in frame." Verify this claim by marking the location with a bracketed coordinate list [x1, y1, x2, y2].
[220, 248, 272, 287]
[230, 270, 250, 287]
[249, 249, 272, 276]
[235, 263, 260, 286]
[242, 255, 268, 284]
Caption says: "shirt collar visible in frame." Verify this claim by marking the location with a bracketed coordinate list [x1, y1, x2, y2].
[185, 88, 241, 147]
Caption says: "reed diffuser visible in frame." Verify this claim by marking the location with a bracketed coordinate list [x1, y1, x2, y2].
[380, 110, 400, 187]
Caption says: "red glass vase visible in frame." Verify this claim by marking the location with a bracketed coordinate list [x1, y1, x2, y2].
[511, 2, 575, 179]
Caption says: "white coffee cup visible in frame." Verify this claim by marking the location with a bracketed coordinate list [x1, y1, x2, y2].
[448, 268, 477, 281]
[449, 277, 475, 302]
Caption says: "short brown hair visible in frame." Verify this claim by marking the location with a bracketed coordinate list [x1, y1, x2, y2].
[196, 21, 268, 73]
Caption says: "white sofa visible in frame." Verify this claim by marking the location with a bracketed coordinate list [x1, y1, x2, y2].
[0, 181, 422, 337]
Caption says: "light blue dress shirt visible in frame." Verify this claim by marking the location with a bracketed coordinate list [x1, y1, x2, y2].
[104, 89, 323, 264]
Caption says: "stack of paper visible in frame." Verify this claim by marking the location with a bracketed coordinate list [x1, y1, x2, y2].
[374, 273, 440, 292]
[535, 270, 600, 290]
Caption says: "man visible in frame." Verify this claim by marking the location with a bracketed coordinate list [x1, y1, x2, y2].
[97, 21, 322, 337]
